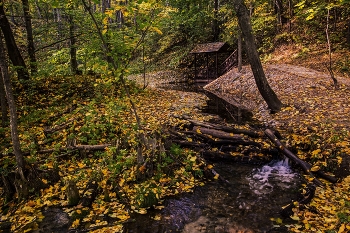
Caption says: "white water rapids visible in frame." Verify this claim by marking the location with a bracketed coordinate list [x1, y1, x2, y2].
[247, 158, 300, 195]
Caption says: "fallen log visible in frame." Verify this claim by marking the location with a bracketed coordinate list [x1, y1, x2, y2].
[193, 126, 261, 147]
[194, 126, 243, 140]
[37, 144, 110, 154]
[181, 116, 262, 138]
[265, 129, 337, 185]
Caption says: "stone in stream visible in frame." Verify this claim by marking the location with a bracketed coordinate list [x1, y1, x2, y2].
[33, 208, 70, 233]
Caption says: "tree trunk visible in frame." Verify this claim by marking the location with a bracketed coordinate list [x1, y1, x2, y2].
[68, 14, 79, 75]
[53, 8, 63, 49]
[326, 7, 338, 90]
[0, 31, 26, 181]
[347, 19, 350, 46]
[288, 0, 292, 32]
[237, 30, 242, 72]
[212, 0, 219, 41]
[0, 70, 8, 127]
[0, 1, 30, 81]
[233, 0, 282, 112]
[22, 0, 37, 74]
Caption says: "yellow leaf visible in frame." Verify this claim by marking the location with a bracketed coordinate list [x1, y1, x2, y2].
[338, 224, 345, 233]
[275, 218, 283, 224]
[119, 178, 125, 187]
[213, 174, 219, 180]
[311, 149, 321, 156]
[151, 26, 163, 35]
[71, 219, 80, 228]
[47, 161, 54, 169]
[196, 128, 201, 134]
[310, 166, 320, 172]
[290, 215, 300, 221]
[207, 164, 213, 169]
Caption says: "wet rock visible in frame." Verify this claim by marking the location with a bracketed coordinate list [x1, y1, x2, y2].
[34, 208, 70, 233]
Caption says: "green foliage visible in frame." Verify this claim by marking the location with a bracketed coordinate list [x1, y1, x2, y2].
[337, 211, 350, 223]
[169, 143, 183, 158]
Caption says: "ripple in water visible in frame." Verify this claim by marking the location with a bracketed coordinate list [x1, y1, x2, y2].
[247, 158, 299, 195]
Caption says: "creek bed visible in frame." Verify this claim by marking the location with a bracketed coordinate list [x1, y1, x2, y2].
[125, 74, 302, 232]
[123, 159, 301, 233]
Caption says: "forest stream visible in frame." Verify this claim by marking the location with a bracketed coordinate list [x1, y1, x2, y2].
[121, 74, 303, 233]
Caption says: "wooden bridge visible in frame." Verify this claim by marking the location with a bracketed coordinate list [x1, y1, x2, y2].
[190, 42, 237, 83]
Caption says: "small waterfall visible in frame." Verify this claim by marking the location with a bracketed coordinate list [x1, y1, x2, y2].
[247, 157, 299, 195]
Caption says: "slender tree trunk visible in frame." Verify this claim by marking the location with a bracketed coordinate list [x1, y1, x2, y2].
[0, 32, 26, 180]
[233, 0, 282, 112]
[34, 0, 42, 19]
[213, 0, 219, 41]
[0, 71, 8, 127]
[22, 0, 37, 74]
[346, 19, 350, 46]
[53, 8, 63, 49]
[68, 14, 79, 74]
[326, 7, 338, 89]
[237, 31, 242, 72]
[0, 1, 30, 81]
[288, 0, 293, 32]
[274, 0, 284, 26]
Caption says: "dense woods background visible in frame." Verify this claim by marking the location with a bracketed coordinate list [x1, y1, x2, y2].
[1, 0, 350, 77]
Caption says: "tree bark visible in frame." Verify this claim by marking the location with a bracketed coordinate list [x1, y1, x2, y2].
[22, 0, 37, 74]
[68, 14, 79, 75]
[0, 70, 8, 127]
[326, 7, 338, 90]
[0, 31, 26, 180]
[233, 0, 282, 112]
[237, 30, 242, 72]
[212, 0, 219, 41]
[0, 1, 30, 81]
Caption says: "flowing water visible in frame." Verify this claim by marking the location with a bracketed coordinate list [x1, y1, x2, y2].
[123, 158, 301, 233]
[122, 81, 302, 233]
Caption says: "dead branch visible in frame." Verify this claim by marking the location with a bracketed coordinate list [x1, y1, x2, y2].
[265, 129, 337, 185]
[177, 115, 262, 137]
[37, 144, 110, 154]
